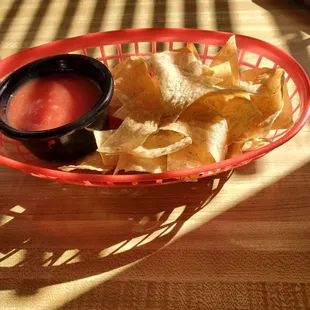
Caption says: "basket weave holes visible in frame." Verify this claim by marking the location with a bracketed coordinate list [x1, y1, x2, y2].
[172, 42, 186, 50]
[205, 45, 221, 65]
[258, 57, 276, 69]
[239, 51, 260, 68]
[286, 78, 301, 120]
[156, 41, 169, 53]
[138, 42, 152, 55]
[85, 47, 102, 59]
[121, 43, 135, 55]
[104, 44, 119, 57]
[107, 59, 121, 70]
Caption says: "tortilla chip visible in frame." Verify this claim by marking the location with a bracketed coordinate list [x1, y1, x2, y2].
[272, 81, 294, 129]
[163, 103, 228, 163]
[113, 73, 162, 120]
[239, 114, 277, 140]
[115, 154, 167, 174]
[219, 97, 262, 143]
[193, 89, 251, 111]
[241, 67, 273, 85]
[111, 58, 130, 77]
[241, 67, 285, 138]
[241, 68, 285, 117]
[210, 36, 240, 85]
[99, 153, 119, 167]
[113, 104, 131, 120]
[130, 130, 192, 158]
[151, 51, 220, 116]
[178, 99, 220, 123]
[242, 138, 271, 151]
[174, 43, 201, 60]
[94, 130, 115, 148]
[238, 80, 262, 94]
[98, 110, 161, 153]
[113, 91, 161, 120]
[113, 57, 148, 83]
[178, 93, 259, 144]
[180, 104, 228, 162]
[134, 86, 162, 110]
[187, 43, 201, 60]
[202, 64, 215, 76]
[58, 152, 111, 173]
[226, 143, 244, 159]
[211, 61, 233, 87]
[164, 120, 227, 162]
[167, 143, 215, 171]
[170, 46, 203, 75]
[94, 130, 119, 167]
[113, 57, 161, 109]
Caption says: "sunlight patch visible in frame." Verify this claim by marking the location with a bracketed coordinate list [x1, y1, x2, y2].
[99, 240, 129, 257]
[137, 226, 171, 247]
[52, 249, 80, 266]
[160, 205, 186, 227]
[0, 249, 26, 267]
[10, 205, 25, 214]
[0, 215, 14, 226]
[112, 235, 149, 255]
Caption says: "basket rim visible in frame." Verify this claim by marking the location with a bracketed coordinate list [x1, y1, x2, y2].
[0, 28, 309, 183]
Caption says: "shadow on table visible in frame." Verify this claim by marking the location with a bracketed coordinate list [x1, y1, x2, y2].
[0, 0, 176, 54]
[0, 169, 232, 295]
[57, 161, 310, 310]
[53, 0, 83, 41]
[213, 0, 234, 33]
[252, 0, 310, 76]
[0, 0, 25, 44]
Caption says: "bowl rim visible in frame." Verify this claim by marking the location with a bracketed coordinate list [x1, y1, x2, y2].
[0, 54, 114, 141]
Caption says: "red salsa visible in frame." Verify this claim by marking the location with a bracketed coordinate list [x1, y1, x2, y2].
[6, 74, 102, 131]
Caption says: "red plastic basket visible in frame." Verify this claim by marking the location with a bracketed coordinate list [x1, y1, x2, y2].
[0, 28, 309, 187]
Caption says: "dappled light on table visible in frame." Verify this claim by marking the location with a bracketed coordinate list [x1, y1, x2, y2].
[0, 171, 231, 278]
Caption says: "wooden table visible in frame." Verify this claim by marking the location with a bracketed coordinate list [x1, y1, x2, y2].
[0, 0, 309, 309]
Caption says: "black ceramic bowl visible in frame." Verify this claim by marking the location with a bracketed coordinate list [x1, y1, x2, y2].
[0, 54, 114, 162]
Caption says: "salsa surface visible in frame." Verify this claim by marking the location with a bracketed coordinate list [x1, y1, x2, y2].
[7, 74, 102, 131]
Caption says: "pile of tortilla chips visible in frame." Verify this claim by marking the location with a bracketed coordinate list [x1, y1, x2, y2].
[59, 36, 294, 176]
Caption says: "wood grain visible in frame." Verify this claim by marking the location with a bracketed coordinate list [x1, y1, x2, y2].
[0, 0, 309, 309]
